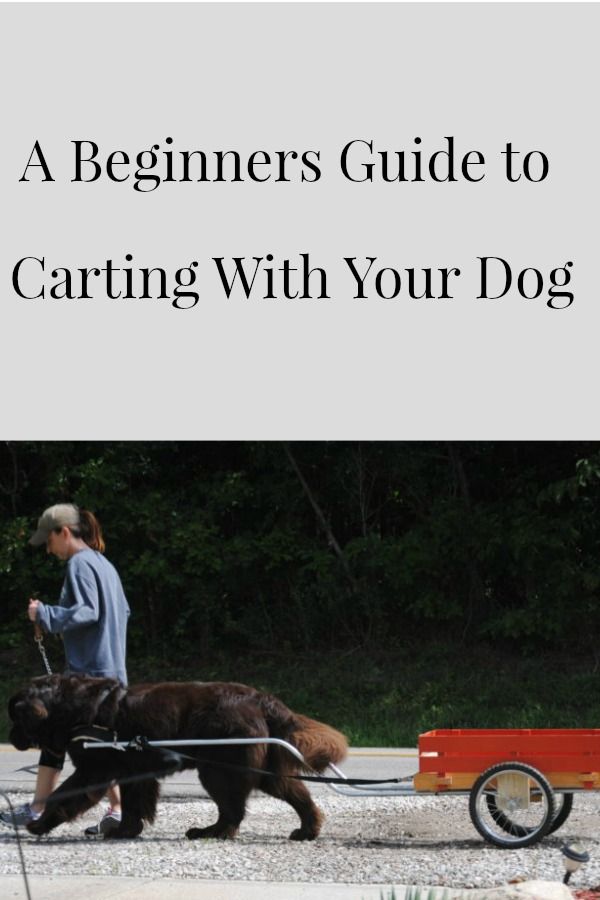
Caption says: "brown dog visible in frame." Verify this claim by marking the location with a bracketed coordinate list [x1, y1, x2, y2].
[8, 674, 347, 840]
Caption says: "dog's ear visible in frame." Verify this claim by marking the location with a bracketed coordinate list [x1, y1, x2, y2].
[8, 677, 58, 723]
[29, 699, 49, 720]
[12, 698, 48, 721]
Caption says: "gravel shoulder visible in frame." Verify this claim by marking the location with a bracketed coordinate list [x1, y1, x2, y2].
[1, 789, 599, 888]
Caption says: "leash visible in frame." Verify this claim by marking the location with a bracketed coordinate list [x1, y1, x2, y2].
[0, 790, 32, 900]
[33, 622, 52, 676]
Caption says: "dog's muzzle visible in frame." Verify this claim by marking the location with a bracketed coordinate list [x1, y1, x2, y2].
[9, 725, 36, 752]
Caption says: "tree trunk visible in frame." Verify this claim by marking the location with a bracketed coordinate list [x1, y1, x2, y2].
[283, 443, 358, 593]
[446, 442, 488, 638]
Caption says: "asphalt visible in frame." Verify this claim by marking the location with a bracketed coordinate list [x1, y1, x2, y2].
[0, 744, 417, 798]
[0, 745, 418, 900]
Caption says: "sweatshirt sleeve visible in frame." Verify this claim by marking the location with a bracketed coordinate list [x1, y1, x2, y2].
[36, 559, 100, 634]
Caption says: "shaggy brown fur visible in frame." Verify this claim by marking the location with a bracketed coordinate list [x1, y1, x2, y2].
[8, 675, 347, 841]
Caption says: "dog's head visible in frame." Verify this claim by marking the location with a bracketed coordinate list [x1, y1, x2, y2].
[8, 674, 122, 755]
[8, 675, 63, 751]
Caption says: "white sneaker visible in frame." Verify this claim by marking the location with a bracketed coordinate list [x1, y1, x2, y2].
[0, 802, 41, 828]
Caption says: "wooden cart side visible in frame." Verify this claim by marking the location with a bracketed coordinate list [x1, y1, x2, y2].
[414, 769, 600, 792]
[418, 729, 600, 779]
[419, 728, 600, 756]
[416, 729, 600, 792]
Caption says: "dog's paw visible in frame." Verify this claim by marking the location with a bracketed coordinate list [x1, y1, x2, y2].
[105, 821, 143, 840]
[289, 827, 318, 841]
[26, 819, 50, 836]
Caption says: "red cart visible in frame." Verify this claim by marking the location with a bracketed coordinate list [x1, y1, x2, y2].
[413, 728, 600, 848]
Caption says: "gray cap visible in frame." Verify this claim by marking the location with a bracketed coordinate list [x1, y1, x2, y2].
[30, 504, 80, 546]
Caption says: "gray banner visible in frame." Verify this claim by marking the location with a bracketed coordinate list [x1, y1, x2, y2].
[1, 3, 597, 437]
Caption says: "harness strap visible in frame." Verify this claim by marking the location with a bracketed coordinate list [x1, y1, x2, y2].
[69, 724, 123, 750]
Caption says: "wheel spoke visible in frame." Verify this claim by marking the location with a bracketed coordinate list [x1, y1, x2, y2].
[469, 763, 555, 848]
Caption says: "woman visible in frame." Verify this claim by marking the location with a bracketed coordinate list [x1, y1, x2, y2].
[0, 503, 130, 836]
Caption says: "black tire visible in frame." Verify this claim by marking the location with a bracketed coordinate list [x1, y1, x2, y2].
[485, 790, 573, 837]
[547, 792, 573, 834]
[469, 762, 556, 848]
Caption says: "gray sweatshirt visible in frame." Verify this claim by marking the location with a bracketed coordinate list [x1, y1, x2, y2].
[36, 548, 130, 685]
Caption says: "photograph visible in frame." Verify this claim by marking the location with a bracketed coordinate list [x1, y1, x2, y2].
[1, 441, 599, 897]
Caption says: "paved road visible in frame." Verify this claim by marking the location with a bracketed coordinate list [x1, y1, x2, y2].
[0, 743, 419, 799]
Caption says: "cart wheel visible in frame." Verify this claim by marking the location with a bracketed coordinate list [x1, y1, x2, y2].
[469, 762, 555, 848]
[547, 793, 573, 833]
[486, 789, 573, 838]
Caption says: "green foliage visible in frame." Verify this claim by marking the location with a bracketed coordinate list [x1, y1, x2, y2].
[1, 441, 600, 661]
[400, 889, 451, 900]
[2, 642, 600, 744]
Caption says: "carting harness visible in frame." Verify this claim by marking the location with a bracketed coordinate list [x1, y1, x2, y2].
[68, 728, 413, 786]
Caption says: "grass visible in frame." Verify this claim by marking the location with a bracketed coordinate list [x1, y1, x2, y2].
[3, 639, 600, 746]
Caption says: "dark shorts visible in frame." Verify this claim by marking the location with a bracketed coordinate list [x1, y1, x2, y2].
[39, 748, 65, 770]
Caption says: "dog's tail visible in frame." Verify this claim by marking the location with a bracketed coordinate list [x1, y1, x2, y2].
[289, 713, 348, 772]
[258, 692, 347, 774]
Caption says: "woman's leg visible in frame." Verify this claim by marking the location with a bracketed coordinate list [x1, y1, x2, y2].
[106, 783, 121, 813]
[31, 764, 61, 813]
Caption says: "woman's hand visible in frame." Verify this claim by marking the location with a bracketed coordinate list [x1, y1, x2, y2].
[28, 598, 41, 621]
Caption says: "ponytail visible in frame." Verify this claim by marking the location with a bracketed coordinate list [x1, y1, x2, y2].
[76, 509, 106, 553]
